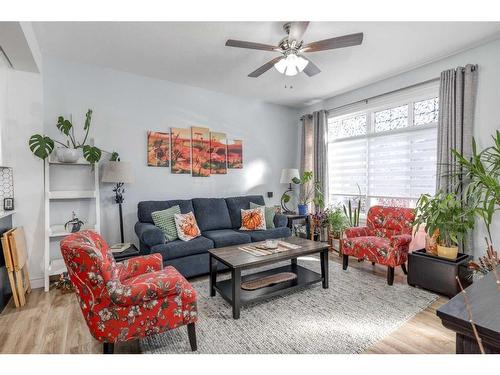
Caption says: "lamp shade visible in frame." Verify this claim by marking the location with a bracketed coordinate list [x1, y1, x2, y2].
[101, 161, 134, 184]
[280, 168, 300, 184]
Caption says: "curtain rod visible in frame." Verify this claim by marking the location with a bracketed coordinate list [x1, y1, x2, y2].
[325, 77, 440, 113]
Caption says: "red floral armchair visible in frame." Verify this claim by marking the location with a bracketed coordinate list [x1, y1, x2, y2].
[60, 230, 198, 353]
[341, 206, 415, 285]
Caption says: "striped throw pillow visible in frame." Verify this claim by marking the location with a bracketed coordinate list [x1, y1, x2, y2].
[151, 205, 181, 242]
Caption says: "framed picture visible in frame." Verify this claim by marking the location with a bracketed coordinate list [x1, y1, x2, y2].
[4, 197, 14, 211]
[171, 128, 192, 174]
[227, 139, 243, 169]
[209, 132, 227, 174]
[191, 127, 210, 177]
[147, 131, 170, 167]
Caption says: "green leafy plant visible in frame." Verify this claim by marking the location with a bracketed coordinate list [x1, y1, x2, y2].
[452, 131, 500, 244]
[413, 191, 475, 248]
[281, 170, 324, 208]
[28, 109, 118, 163]
[327, 206, 349, 237]
[343, 183, 362, 227]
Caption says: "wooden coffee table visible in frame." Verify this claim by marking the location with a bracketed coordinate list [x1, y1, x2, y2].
[208, 237, 329, 319]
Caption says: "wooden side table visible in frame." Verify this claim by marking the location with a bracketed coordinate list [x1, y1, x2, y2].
[407, 249, 472, 298]
[112, 244, 140, 262]
[284, 214, 310, 238]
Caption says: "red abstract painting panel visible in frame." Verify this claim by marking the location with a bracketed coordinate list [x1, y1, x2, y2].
[171, 128, 191, 174]
[191, 127, 210, 177]
[209, 132, 227, 174]
[227, 139, 243, 169]
[147, 131, 170, 167]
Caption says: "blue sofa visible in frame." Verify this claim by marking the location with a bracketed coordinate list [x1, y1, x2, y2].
[134, 195, 291, 278]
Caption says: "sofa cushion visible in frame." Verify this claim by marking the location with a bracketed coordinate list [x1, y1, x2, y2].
[240, 227, 292, 242]
[138, 199, 194, 224]
[151, 205, 180, 241]
[225, 195, 265, 228]
[202, 229, 251, 248]
[250, 202, 275, 229]
[150, 235, 214, 261]
[192, 198, 232, 231]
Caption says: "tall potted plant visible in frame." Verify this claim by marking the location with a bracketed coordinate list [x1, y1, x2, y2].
[414, 191, 475, 259]
[28, 109, 118, 163]
[282, 171, 323, 215]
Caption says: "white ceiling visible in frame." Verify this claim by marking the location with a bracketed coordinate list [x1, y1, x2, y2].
[33, 22, 500, 108]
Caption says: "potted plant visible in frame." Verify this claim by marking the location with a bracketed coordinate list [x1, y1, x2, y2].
[413, 191, 475, 259]
[311, 208, 329, 242]
[327, 206, 349, 238]
[342, 183, 362, 227]
[282, 171, 323, 215]
[28, 109, 118, 163]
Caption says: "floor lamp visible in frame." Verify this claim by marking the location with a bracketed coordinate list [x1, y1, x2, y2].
[280, 168, 300, 214]
[102, 161, 134, 246]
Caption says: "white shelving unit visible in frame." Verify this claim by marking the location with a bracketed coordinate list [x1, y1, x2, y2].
[44, 157, 101, 292]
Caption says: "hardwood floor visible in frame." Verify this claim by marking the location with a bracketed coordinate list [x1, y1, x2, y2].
[0, 253, 455, 354]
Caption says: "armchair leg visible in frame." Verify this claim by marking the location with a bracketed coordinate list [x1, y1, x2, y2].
[187, 322, 197, 352]
[371, 262, 375, 266]
[103, 342, 114, 354]
[401, 263, 408, 275]
[342, 254, 349, 270]
[387, 267, 395, 286]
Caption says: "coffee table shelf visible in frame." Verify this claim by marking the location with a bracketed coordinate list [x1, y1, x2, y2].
[213, 264, 323, 307]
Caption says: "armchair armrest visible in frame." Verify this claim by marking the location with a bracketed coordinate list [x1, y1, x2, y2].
[135, 222, 165, 248]
[390, 234, 413, 249]
[344, 226, 370, 238]
[108, 266, 190, 306]
[274, 213, 288, 228]
[119, 253, 163, 280]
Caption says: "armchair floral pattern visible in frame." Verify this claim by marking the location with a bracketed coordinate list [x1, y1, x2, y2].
[342, 206, 415, 268]
[60, 230, 198, 350]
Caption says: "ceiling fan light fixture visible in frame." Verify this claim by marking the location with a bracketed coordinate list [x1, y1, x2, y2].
[274, 53, 309, 76]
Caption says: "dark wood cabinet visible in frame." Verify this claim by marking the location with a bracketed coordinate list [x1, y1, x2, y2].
[407, 249, 472, 298]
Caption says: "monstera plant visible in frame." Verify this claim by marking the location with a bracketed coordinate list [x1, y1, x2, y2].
[28, 109, 118, 163]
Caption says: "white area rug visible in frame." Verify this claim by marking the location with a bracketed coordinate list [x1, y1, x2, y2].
[141, 256, 437, 354]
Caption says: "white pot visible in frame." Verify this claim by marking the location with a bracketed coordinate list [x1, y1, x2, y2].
[56, 148, 80, 163]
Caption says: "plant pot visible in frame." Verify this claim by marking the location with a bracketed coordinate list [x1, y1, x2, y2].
[437, 244, 459, 260]
[56, 148, 80, 163]
[298, 204, 308, 215]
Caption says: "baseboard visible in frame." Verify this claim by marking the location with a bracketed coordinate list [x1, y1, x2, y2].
[29, 277, 44, 290]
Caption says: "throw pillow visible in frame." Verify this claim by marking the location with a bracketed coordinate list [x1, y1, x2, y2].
[250, 202, 275, 229]
[174, 211, 201, 241]
[240, 207, 266, 231]
[151, 205, 180, 242]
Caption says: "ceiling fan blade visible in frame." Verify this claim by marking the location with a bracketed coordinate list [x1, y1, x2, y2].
[302, 57, 321, 77]
[248, 56, 284, 78]
[288, 21, 310, 43]
[302, 33, 364, 52]
[225, 39, 278, 52]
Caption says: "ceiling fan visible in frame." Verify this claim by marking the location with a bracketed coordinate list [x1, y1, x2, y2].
[225, 22, 363, 78]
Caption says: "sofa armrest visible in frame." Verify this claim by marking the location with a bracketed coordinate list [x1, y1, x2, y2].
[134, 222, 165, 248]
[344, 226, 370, 238]
[274, 213, 288, 228]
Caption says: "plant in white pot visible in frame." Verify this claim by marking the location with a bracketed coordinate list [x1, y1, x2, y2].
[28, 109, 118, 163]
[413, 191, 475, 259]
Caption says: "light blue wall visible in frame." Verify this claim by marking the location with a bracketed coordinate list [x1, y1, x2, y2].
[43, 57, 300, 245]
[301, 38, 500, 257]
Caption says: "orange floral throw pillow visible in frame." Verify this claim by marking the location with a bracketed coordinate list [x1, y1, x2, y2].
[174, 212, 201, 241]
[240, 207, 266, 231]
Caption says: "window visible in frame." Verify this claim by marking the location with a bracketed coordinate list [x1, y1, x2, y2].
[328, 89, 438, 213]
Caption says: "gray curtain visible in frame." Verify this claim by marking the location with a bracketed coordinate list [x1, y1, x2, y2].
[313, 110, 329, 207]
[436, 64, 478, 192]
[300, 110, 329, 210]
[436, 64, 478, 254]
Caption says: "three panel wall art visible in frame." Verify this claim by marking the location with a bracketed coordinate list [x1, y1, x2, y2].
[147, 127, 243, 176]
